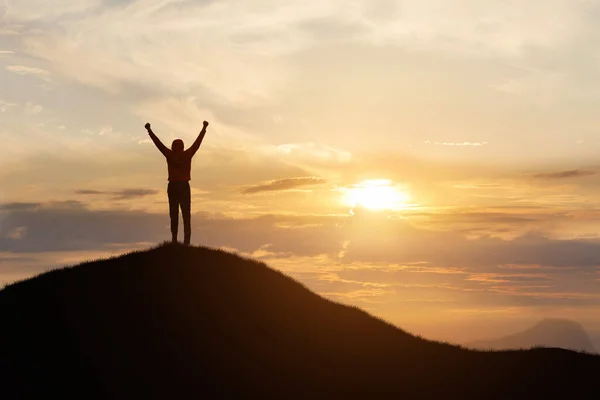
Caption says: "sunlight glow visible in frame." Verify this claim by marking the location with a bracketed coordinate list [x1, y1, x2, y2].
[342, 179, 411, 211]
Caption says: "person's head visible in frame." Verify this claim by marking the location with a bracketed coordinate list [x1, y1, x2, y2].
[171, 139, 184, 152]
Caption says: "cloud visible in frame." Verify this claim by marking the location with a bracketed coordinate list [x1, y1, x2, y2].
[25, 101, 43, 114]
[4, 199, 600, 274]
[5, 65, 51, 81]
[272, 143, 352, 164]
[466, 273, 551, 284]
[0, 201, 345, 254]
[533, 169, 596, 179]
[13, 0, 588, 109]
[11, 1, 309, 102]
[76, 190, 105, 195]
[3, 200, 600, 319]
[0, 100, 17, 112]
[75, 188, 159, 200]
[240, 177, 326, 194]
[3, 0, 101, 21]
[5, 226, 27, 240]
[4, 0, 600, 167]
[0, 202, 41, 211]
[112, 189, 160, 200]
[424, 141, 488, 147]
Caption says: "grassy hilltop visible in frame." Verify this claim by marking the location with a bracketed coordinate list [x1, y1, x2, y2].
[1, 243, 599, 399]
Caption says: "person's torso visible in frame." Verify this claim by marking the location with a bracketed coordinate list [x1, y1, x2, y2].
[166, 152, 193, 181]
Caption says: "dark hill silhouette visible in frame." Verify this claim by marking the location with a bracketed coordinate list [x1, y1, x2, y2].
[468, 319, 597, 354]
[1, 244, 599, 399]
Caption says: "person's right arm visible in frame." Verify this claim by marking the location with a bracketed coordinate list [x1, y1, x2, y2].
[145, 123, 170, 157]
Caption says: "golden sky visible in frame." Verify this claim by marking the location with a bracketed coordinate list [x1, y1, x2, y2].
[2, 0, 600, 345]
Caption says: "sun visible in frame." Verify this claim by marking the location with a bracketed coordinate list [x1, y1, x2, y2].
[342, 179, 411, 211]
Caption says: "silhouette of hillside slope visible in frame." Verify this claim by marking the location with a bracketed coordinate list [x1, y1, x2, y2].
[1, 243, 599, 399]
[469, 319, 597, 353]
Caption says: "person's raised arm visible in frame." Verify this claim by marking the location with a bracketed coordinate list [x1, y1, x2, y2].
[145, 123, 170, 157]
[187, 121, 209, 157]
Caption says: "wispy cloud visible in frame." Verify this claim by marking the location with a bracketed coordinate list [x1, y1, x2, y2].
[0, 202, 40, 211]
[11, 0, 586, 107]
[3, 0, 600, 167]
[273, 143, 352, 163]
[25, 101, 43, 114]
[5, 65, 51, 81]
[466, 273, 550, 284]
[533, 169, 596, 179]
[3, 0, 100, 22]
[320, 288, 392, 303]
[75, 188, 159, 200]
[424, 141, 488, 147]
[6, 226, 27, 240]
[4, 200, 600, 329]
[241, 177, 326, 194]
[0, 100, 17, 112]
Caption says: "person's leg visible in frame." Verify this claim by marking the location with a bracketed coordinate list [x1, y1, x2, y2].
[167, 182, 180, 243]
[181, 182, 192, 245]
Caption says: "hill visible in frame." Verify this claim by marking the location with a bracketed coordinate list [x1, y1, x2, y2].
[468, 319, 597, 354]
[1, 243, 599, 399]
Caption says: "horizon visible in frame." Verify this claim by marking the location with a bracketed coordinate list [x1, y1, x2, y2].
[2, 0, 600, 347]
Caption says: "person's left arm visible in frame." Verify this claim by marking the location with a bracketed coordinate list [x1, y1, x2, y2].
[187, 121, 209, 157]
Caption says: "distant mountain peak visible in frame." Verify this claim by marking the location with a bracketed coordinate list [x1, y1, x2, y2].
[469, 318, 597, 353]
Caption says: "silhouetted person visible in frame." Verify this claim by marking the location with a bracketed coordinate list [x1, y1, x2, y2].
[145, 121, 209, 245]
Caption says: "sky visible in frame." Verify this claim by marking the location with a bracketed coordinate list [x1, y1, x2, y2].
[2, 0, 600, 346]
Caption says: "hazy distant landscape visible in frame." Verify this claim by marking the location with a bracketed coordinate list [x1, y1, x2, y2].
[466, 319, 597, 354]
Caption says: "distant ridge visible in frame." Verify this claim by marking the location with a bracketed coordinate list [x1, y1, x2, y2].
[468, 319, 597, 353]
[1, 243, 599, 399]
